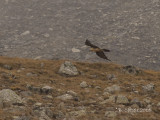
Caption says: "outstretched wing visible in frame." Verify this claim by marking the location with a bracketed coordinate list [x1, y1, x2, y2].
[85, 39, 99, 48]
[96, 51, 111, 61]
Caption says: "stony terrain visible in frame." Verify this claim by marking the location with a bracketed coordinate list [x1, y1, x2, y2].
[0, 0, 160, 70]
[0, 56, 160, 120]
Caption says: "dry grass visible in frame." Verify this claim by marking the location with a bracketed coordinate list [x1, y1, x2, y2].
[0, 56, 160, 119]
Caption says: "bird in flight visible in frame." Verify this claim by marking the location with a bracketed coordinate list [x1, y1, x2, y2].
[85, 39, 111, 61]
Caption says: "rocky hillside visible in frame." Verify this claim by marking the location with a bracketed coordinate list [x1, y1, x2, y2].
[0, 56, 160, 120]
[0, 0, 160, 70]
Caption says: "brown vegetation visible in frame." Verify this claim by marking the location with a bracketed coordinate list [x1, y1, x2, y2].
[0, 56, 160, 119]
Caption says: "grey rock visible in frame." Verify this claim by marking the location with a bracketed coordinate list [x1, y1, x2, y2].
[104, 85, 120, 93]
[116, 95, 129, 104]
[156, 102, 160, 110]
[8, 72, 17, 79]
[40, 62, 45, 68]
[103, 92, 110, 96]
[146, 104, 152, 109]
[142, 83, 155, 93]
[41, 86, 53, 94]
[85, 99, 97, 105]
[27, 85, 53, 94]
[33, 102, 43, 109]
[131, 83, 138, 91]
[143, 98, 151, 104]
[100, 95, 116, 104]
[44, 107, 54, 118]
[33, 106, 53, 120]
[21, 31, 30, 36]
[4, 106, 26, 116]
[57, 94, 74, 101]
[43, 95, 53, 100]
[90, 74, 97, 78]
[34, 56, 42, 60]
[69, 110, 86, 117]
[13, 116, 19, 119]
[130, 98, 141, 106]
[122, 65, 142, 75]
[55, 111, 65, 119]
[0, 101, 3, 108]
[17, 68, 24, 73]
[45, 103, 53, 107]
[137, 101, 147, 108]
[32, 87, 41, 93]
[63, 117, 76, 120]
[3, 64, 12, 70]
[157, 102, 160, 107]
[20, 91, 32, 97]
[66, 90, 78, 97]
[13, 116, 31, 120]
[104, 111, 117, 118]
[33, 110, 42, 117]
[72, 47, 80, 53]
[107, 74, 116, 80]
[80, 81, 88, 88]
[108, 95, 117, 103]
[43, 33, 50, 38]
[58, 61, 79, 76]
[26, 72, 37, 77]
[39, 111, 51, 120]
[1, 72, 9, 79]
[97, 97, 104, 101]
[95, 86, 101, 89]
[130, 104, 139, 109]
[105, 107, 116, 111]
[58, 102, 65, 110]
[119, 116, 130, 120]
[133, 90, 139, 94]
[27, 84, 41, 93]
[0, 89, 23, 108]
[84, 88, 90, 93]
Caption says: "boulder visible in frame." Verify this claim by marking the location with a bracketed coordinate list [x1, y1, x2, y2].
[142, 83, 155, 93]
[80, 81, 88, 88]
[57, 94, 74, 101]
[3, 64, 12, 70]
[66, 90, 78, 97]
[122, 65, 142, 75]
[105, 111, 117, 118]
[13, 116, 30, 120]
[116, 95, 129, 104]
[58, 61, 79, 76]
[41, 86, 53, 94]
[107, 74, 116, 80]
[0, 89, 23, 108]
[104, 85, 120, 93]
[130, 98, 141, 106]
[69, 110, 86, 117]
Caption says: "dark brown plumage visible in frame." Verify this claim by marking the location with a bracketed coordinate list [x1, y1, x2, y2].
[85, 39, 111, 61]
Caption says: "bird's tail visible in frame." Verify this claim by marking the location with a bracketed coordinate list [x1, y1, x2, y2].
[106, 58, 111, 61]
[102, 49, 110, 52]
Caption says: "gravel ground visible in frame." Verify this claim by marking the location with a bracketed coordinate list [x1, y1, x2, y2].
[0, 0, 160, 70]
